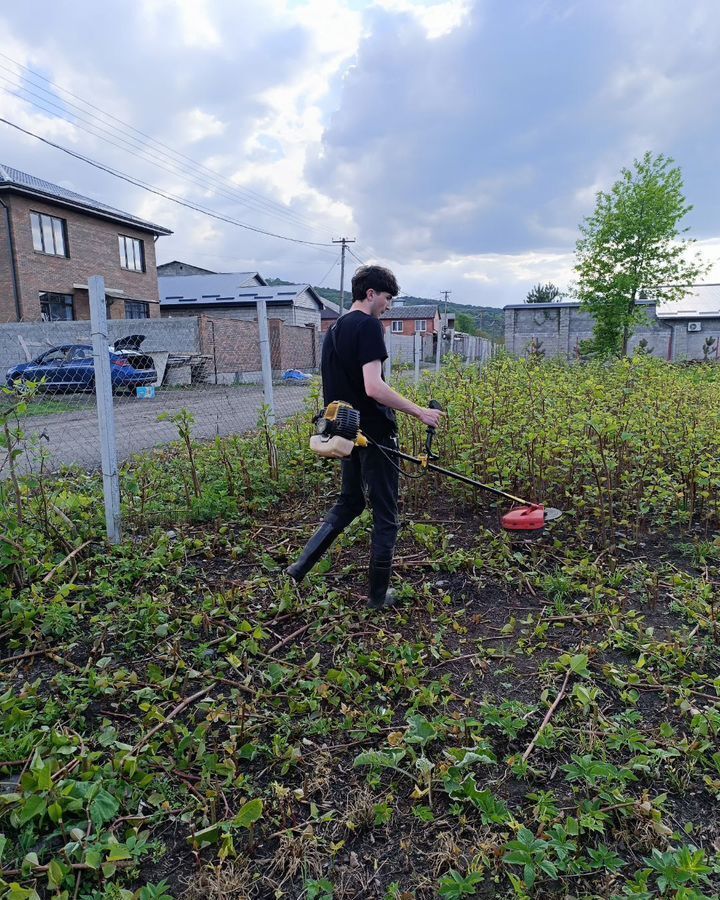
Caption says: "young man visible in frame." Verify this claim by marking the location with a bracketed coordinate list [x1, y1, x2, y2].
[286, 265, 443, 609]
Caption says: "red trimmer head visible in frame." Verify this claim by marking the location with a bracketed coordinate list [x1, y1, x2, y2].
[501, 504, 563, 531]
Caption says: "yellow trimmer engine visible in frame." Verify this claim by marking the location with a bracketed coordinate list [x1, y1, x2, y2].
[310, 401, 368, 458]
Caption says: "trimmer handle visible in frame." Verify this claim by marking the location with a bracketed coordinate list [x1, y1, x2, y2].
[425, 399, 444, 459]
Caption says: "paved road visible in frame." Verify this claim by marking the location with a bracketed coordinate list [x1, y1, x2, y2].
[5, 383, 313, 474]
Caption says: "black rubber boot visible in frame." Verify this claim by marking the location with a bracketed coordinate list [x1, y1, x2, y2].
[286, 522, 342, 583]
[366, 557, 397, 610]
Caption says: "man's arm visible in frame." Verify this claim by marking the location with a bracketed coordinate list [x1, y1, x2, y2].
[363, 360, 442, 428]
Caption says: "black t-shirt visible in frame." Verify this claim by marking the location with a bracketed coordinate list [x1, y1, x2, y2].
[322, 310, 397, 441]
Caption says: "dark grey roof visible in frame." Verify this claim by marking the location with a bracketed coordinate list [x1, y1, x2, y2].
[380, 304, 438, 320]
[0, 164, 172, 235]
[254, 284, 323, 308]
[157, 261, 216, 275]
[321, 307, 339, 320]
[160, 275, 323, 309]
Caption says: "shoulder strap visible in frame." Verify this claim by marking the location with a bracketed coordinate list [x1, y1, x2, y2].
[328, 317, 353, 379]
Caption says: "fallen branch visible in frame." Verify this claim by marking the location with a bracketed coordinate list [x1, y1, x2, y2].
[42, 539, 93, 584]
[0, 649, 47, 667]
[0, 533, 24, 553]
[1, 861, 133, 877]
[431, 636, 515, 668]
[267, 623, 311, 655]
[521, 669, 571, 763]
[133, 686, 213, 753]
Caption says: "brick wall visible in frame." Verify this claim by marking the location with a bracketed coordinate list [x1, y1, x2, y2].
[1, 193, 163, 322]
[198, 315, 319, 379]
[276, 320, 319, 370]
[199, 315, 262, 375]
[0, 203, 18, 320]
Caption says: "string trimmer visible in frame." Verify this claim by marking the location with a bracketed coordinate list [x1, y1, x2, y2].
[310, 400, 562, 532]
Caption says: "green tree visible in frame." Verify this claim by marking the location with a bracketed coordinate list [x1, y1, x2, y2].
[526, 282, 562, 303]
[575, 151, 707, 356]
[455, 312, 478, 335]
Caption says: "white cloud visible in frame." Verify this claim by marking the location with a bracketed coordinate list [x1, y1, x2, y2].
[139, 0, 222, 48]
[373, 0, 471, 38]
[1, 1, 719, 310]
[176, 108, 226, 143]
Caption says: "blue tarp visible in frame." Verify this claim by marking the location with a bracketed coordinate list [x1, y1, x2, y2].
[281, 369, 312, 382]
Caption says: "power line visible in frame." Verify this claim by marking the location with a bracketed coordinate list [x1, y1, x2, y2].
[316, 253, 342, 287]
[0, 116, 337, 252]
[0, 51, 324, 236]
[347, 246, 367, 267]
[0, 72, 324, 239]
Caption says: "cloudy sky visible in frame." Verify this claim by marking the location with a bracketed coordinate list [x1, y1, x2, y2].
[1, 0, 719, 307]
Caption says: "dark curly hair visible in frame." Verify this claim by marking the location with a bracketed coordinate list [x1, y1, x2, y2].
[351, 265, 400, 302]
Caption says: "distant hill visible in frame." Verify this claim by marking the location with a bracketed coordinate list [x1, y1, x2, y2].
[265, 278, 504, 343]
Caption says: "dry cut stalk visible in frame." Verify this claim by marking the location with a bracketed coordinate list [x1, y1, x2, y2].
[42, 539, 93, 584]
[521, 669, 571, 763]
[132, 686, 213, 753]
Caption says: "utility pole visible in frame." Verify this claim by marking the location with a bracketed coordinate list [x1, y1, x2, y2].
[440, 290, 452, 350]
[333, 237, 356, 313]
[441, 290, 452, 320]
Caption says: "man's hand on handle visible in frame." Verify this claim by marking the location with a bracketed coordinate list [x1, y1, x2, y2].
[416, 406, 444, 428]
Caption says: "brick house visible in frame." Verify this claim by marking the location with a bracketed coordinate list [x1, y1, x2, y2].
[0, 164, 171, 323]
[320, 305, 339, 333]
[379, 302, 441, 337]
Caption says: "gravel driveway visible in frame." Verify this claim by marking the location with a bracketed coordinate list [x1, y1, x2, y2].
[5, 382, 313, 474]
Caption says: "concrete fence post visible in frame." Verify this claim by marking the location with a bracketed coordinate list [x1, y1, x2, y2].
[414, 331, 421, 385]
[257, 297, 275, 426]
[435, 328, 442, 372]
[385, 331, 392, 379]
[89, 275, 121, 544]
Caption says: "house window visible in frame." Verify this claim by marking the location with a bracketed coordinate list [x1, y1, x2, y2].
[125, 300, 150, 319]
[415, 319, 427, 332]
[39, 292, 74, 321]
[391, 320, 403, 333]
[31, 212, 68, 257]
[119, 235, 146, 272]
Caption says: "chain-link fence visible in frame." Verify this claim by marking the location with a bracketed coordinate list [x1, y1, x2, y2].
[1, 279, 317, 480]
[1, 277, 498, 538]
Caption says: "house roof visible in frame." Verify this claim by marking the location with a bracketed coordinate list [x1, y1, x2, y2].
[320, 307, 339, 320]
[160, 275, 324, 309]
[253, 284, 323, 307]
[317, 296, 339, 313]
[654, 284, 720, 318]
[157, 261, 217, 275]
[0, 164, 172, 236]
[380, 304, 438, 320]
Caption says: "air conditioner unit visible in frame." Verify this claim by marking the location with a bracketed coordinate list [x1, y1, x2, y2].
[687, 322, 702, 332]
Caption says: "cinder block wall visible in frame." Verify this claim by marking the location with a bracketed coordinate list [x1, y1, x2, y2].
[0, 318, 199, 371]
[504, 302, 675, 359]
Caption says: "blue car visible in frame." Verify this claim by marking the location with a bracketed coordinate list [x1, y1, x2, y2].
[6, 334, 157, 394]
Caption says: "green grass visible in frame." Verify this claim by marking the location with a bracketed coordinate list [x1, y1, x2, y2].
[1, 358, 719, 899]
[1, 395, 85, 419]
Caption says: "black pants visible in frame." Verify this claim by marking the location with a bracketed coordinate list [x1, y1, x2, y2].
[324, 435, 399, 561]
